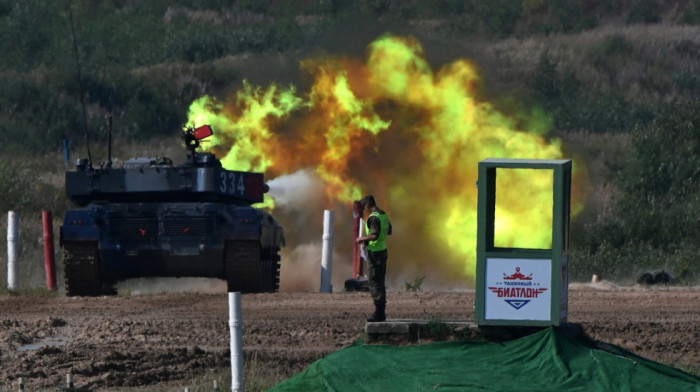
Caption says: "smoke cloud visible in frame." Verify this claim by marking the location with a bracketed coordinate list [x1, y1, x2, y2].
[267, 169, 323, 210]
[187, 34, 588, 292]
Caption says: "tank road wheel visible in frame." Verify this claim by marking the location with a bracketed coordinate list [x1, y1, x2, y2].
[224, 240, 262, 293]
[63, 241, 101, 296]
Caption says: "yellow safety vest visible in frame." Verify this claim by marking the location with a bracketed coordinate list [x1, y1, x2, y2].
[366, 211, 390, 252]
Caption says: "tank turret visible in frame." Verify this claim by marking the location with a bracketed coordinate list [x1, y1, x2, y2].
[66, 125, 268, 206]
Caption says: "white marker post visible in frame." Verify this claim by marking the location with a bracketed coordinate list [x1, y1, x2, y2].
[229, 292, 244, 392]
[7, 211, 19, 291]
[320, 210, 334, 293]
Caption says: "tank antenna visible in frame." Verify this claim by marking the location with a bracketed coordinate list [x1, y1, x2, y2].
[67, 0, 92, 167]
[107, 115, 113, 168]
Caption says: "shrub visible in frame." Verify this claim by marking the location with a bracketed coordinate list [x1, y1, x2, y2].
[405, 275, 426, 292]
[0, 156, 67, 215]
[627, 0, 660, 24]
[533, 51, 653, 133]
[521, 0, 598, 34]
[0, 160, 36, 212]
[473, 0, 522, 37]
[681, 1, 700, 24]
[571, 99, 699, 283]
[569, 241, 698, 284]
[615, 99, 699, 250]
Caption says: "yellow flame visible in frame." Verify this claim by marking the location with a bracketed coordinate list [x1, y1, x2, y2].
[186, 34, 587, 283]
[495, 168, 554, 249]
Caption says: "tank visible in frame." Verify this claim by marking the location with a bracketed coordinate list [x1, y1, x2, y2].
[60, 125, 285, 296]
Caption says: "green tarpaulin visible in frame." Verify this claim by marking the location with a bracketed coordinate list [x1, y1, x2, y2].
[270, 327, 700, 391]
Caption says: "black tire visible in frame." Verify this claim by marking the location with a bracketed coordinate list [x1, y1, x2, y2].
[637, 272, 654, 285]
[652, 270, 670, 284]
[63, 241, 102, 296]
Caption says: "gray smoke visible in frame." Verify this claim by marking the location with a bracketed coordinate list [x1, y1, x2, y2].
[267, 168, 323, 210]
[268, 169, 357, 291]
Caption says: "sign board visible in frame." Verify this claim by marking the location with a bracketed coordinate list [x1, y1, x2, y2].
[485, 258, 552, 321]
[475, 158, 572, 327]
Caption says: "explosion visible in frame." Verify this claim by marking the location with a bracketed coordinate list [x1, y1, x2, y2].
[187, 34, 586, 290]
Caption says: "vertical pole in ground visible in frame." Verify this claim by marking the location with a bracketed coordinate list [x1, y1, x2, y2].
[320, 209, 334, 293]
[229, 292, 244, 392]
[42, 211, 57, 290]
[358, 217, 365, 277]
[352, 201, 362, 279]
[63, 138, 70, 166]
[7, 211, 19, 291]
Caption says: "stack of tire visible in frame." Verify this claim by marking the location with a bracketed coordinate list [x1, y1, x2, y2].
[637, 270, 673, 285]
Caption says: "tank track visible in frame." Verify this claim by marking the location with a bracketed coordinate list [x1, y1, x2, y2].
[261, 247, 281, 292]
[63, 241, 102, 296]
[224, 241, 280, 293]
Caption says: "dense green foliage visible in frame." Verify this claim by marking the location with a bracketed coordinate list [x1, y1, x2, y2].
[534, 47, 656, 133]
[0, 0, 697, 283]
[579, 99, 700, 280]
[1, 0, 697, 151]
[617, 100, 699, 251]
[0, 160, 35, 212]
[570, 99, 699, 282]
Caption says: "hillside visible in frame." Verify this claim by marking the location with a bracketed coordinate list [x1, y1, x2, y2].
[0, 0, 697, 290]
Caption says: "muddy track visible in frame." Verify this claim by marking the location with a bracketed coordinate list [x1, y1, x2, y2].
[0, 284, 698, 391]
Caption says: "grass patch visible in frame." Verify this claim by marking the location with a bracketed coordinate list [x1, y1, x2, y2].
[404, 275, 426, 292]
[80, 353, 286, 392]
[424, 318, 454, 341]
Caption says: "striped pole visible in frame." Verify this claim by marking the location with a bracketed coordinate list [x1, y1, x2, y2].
[320, 210, 334, 293]
[229, 292, 244, 392]
[7, 211, 19, 291]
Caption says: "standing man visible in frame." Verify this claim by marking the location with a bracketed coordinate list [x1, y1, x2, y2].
[355, 195, 392, 322]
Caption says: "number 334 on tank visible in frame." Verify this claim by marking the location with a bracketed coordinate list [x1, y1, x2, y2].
[219, 171, 247, 194]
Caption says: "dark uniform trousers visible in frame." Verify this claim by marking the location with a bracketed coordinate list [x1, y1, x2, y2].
[367, 249, 387, 307]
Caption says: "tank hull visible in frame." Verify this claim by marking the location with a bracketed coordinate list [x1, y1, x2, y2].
[61, 202, 284, 295]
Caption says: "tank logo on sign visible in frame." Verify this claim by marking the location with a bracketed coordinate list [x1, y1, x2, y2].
[485, 258, 552, 321]
[488, 267, 547, 310]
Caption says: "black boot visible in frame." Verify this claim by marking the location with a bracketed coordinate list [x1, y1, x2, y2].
[367, 304, 386, 322]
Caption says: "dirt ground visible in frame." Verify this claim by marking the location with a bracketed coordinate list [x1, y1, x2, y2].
[1, 282, 699, 391]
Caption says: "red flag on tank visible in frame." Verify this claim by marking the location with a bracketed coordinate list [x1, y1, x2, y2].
[194, 125, 213, 140]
